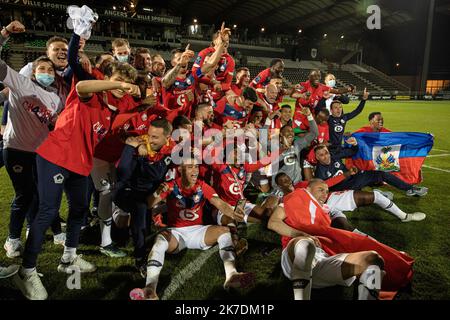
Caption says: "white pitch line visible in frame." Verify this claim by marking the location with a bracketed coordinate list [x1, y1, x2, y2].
[161, 245, 219, 300]
[427, 154, 450, 158]
[422, 165, 450, 173]
[432, 148, 449, 152]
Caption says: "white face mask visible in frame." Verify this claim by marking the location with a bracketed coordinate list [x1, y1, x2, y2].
[326, 79, 336, 88]
[116, 55, 129, 63]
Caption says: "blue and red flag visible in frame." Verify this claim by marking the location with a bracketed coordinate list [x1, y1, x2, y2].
[347, 132, 434, 184]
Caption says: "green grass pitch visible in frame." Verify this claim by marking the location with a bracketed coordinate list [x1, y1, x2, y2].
[0, 100, 449, 300]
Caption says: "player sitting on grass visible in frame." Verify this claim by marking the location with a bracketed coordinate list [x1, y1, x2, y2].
[129, 155, 255, 300]
[268, 179, 414, 300]
[309, 139, 428, 197]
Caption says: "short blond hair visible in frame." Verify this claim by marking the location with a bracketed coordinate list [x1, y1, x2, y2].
[112, 38, 130, 50]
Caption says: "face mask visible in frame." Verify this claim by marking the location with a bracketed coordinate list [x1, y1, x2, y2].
[35, 73, 55, 87]
[116, 55, 129, 63]
[326, 79, 336, 88]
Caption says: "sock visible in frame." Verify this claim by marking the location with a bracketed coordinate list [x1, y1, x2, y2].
[218, 232, 237, 279]
[21, 267, 36, 275]
[146, 235, 168, 289]
[62, 246, 77, 263]
[291, 239, 316, 300]
[358, 265, 382, 300]
[100, 218, 113, 247]
[373, 191, 407, 220]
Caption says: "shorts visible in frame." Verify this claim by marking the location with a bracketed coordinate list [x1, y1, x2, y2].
[217, 202, 256, 224]
[170, 225, 212, 253]
[327, 190, 356, 212]
[281, 239, 356, 289]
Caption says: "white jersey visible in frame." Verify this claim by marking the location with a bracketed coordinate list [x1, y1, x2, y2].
[1, 63, 63, 152]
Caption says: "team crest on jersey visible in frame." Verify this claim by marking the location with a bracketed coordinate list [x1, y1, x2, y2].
[195, 55, 202, 65]
[334, 162, 341, 168]
[123, 123, 130, 131]
[373, 145, 401, 172]
[186, 78, 192, 85]
[175, 81, 180, 86]
[340, 119, 345, 124]
[141, 113, 148, 121]
[53, 173, 64, 184]
[12, 165, 23, 173]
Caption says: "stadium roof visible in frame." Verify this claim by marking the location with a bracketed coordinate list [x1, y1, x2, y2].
[163, 0, 414, 35]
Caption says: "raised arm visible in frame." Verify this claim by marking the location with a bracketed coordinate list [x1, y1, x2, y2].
[76, 80, 140, 99]
[345, 88, 369, 120]
[295, 107, 319, 149]
[161, 44, 194, 89]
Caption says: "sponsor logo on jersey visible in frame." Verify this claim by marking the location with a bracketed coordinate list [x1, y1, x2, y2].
[229, 183, 241, 195]
[334, 125, 343, 133]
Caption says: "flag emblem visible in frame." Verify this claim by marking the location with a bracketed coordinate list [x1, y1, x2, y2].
[373, 145, 401, 172]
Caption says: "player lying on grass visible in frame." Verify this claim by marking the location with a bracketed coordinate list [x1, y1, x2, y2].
[307, 139, 428, 197]
[268, 179, 414, 300]
[274, 171, 426, 230]
[129, 156, 254, 300]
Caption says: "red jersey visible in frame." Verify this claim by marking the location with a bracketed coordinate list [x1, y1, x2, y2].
[36, 89, 116, 176]
[213, 96, 249, 128]
[354, 126, 392, 133]
[250, 68, 272, 89]
[211, 158, 274, 206]
[230, 84, 243, 96]
[193, 47, 235, 92]
[282, 188, 414, 297]
[295, 81, 331, 109]
[160, 178, 218, 228]
[162, 69, 203, 121]
[292, 109, 309, 131]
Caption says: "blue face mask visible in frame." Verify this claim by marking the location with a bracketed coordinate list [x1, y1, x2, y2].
[327, 79, 336, 88]
[116, 55, 129, 63]
[35, 73, 55, 87]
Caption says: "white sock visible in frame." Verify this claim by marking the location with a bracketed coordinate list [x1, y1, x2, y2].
[373, 191, 407, 220]
[358, 265, 382, 300]
[100, 218, 113, 247]
[291, 239, 316, 300]
[21, 267, 36, 275]
[62, 246, 77, 263]
[218, 233, 237, 279]
[146, 235, 168, 289]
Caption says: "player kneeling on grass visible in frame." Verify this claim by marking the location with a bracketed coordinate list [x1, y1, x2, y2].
[130, 156, 254, 300]
[268, 180, 387, 300]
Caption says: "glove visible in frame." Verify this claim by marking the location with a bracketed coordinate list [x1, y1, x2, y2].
[66, 5, 98, 40]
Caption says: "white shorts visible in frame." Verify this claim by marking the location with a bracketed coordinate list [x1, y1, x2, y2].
[327, 190, 357, 212]
[217, 202, 256, 224]
[281, 240, 356, 289]
[169, 225, 212, 253]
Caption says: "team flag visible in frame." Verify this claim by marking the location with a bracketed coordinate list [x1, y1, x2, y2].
[347, 132, 434, 184]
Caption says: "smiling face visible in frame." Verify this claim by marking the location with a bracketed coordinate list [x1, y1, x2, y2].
[330, 101, 343, 117]
[309, 70, 321, 87]
[265, 84, 278, 103]
[107, 73, 133, 98]
[280, 107, 292, 123]
[370, 114, 384, 131]
[315, 147, 331, 165]
[180, 160, 199, 186]
[139, 53, 152, 71]
[147, 126, 169, 152]
[280, 126, 294, 147]
[236, 69, 250, 87]
[46, 41, 68, 69]
[276, 173, 294, 195]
